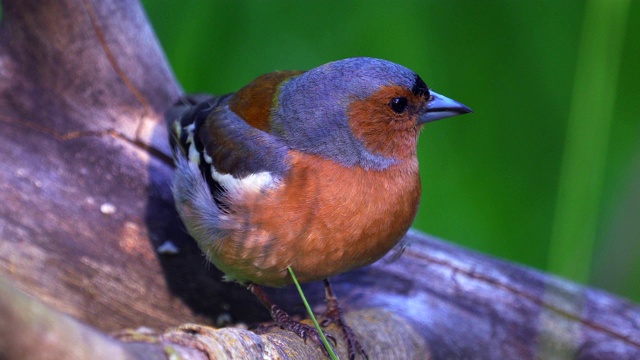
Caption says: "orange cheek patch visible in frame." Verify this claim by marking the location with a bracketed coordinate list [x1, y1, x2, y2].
[347, 85, 422, 159]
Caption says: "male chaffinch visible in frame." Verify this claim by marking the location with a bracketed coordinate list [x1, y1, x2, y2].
[166, 57, 470, 358]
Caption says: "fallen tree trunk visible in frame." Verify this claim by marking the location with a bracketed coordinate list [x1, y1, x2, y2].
[0, 0, 638, 359]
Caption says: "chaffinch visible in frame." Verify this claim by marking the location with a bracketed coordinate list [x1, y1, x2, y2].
[166, 57, 470, 358]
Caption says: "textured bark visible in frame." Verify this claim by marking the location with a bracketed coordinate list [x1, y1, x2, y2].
[0, 0, 638, 359]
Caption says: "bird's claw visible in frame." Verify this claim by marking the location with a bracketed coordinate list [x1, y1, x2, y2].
[322, 301, 368, 359]
[270, 305, 335, 356]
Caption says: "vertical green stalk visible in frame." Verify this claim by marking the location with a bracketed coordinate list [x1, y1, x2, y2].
[547, 0, 630, 283]
[288, 267, 339, 360]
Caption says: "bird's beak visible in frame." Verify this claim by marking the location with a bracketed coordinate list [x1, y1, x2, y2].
[418, 91, 472, 125]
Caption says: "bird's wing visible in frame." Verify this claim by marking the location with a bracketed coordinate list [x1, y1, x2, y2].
[167, 95, 290, 197]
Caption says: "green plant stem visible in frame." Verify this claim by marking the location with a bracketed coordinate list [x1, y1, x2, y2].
[547, 0, 630, 283]
[288, 267, 338, 360]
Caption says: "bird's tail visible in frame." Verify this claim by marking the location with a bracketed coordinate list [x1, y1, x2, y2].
[165, 95, 230, 250]
[165, 94, 216, 159]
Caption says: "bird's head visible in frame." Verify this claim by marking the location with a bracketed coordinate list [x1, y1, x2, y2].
[272, 57, 471, 169]
[231, 57, 471, 170]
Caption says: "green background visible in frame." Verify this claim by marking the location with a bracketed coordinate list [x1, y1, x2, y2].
[142, 1, 640, 302]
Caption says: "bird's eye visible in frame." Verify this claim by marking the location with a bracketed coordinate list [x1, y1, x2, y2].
[389, 97, 408, 114]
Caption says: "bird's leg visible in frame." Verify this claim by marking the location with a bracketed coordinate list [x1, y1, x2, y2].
[247, 283, 336, 355]
[321, 279, 368, 360]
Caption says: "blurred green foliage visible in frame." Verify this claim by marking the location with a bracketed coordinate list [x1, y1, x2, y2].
[142, 0, 640, 302]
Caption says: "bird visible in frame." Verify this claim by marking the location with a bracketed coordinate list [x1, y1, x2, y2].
[165, 57, 471, 359]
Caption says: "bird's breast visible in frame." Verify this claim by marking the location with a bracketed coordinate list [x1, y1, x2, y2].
[215, 150, 421, 286]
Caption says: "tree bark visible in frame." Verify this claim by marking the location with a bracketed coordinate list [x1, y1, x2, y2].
[0, 0, 638, 359]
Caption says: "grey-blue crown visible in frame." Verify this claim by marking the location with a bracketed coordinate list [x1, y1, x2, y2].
[272, 57, 420, 170]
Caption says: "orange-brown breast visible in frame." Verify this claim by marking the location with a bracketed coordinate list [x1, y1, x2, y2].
[228, 70, 304, 132]
[213, 150, 421, 287]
